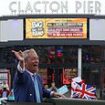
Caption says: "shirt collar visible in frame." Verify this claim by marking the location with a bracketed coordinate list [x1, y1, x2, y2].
[26, 69, 37, 76]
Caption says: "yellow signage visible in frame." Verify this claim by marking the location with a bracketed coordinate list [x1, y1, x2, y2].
[25, 18, 87, 39]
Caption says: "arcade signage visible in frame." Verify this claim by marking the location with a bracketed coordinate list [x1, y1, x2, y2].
[25, 18, 87, 39]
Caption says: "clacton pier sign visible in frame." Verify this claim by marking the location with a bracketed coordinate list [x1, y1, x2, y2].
[0, 0, 105, 16]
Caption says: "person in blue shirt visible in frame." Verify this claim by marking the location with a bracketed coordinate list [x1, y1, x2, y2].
[12, 49, 65, 102]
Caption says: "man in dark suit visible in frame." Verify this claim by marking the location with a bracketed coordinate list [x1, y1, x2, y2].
[12, 49, 65, 102]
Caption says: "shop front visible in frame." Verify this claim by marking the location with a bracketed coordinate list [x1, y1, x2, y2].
[0, 15, 105, 99]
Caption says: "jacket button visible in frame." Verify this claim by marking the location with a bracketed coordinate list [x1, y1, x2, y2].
[30, 94, 32, 96]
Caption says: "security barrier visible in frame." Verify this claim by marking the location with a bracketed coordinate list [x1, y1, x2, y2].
[47, 98, 105, 105]
[2, 102, 53, 105]
[1, 98, 105, 105]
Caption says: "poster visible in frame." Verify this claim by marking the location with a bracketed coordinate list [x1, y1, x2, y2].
[38, 68, 48, 84]
[25, 18, 87, 39]
[0, 69, 10, 88]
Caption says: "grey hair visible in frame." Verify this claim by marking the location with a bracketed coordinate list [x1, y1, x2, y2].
[23, 49, 36, 61]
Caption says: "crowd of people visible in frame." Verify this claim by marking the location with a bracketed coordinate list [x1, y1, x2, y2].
[0, 80, 59, 101]
[0, 81, 14, 101]
[0, 48, 99, 103]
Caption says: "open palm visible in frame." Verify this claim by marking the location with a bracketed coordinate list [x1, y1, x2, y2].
[12, 50, 24, 61]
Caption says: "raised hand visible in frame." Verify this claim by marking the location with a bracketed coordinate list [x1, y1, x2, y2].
[12, 50, 25, 69]
[12, 50, 24, 62]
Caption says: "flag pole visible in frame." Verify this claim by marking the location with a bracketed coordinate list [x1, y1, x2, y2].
[78, 47, 82, 78]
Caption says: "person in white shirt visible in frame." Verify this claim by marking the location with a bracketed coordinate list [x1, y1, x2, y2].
[12, 48, 65, 102]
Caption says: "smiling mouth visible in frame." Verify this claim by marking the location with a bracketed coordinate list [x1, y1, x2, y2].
[33, 64, 38, 67]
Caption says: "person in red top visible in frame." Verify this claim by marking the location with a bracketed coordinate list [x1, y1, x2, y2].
[0, 87, 10, 98]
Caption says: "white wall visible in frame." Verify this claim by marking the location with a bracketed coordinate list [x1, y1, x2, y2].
[0, 19, 23, 42]
[90, 19, 105, 40]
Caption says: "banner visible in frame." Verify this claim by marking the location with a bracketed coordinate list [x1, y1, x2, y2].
[25, 18, 87, 39]
[0, 0, 105, 16]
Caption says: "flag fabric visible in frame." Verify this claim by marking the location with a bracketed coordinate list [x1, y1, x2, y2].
[71, 77, 97, 100]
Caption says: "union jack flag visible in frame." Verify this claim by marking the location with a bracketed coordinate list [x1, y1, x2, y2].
[71, 82, 97, 100]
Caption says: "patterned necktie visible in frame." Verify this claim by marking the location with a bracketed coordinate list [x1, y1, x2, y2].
[33, 75, 41, 103]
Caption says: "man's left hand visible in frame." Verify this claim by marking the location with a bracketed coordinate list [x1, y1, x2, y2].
[52, 92, 66, 98]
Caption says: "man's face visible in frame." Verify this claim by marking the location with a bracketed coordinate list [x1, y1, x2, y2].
[26, 51, 39, 73]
